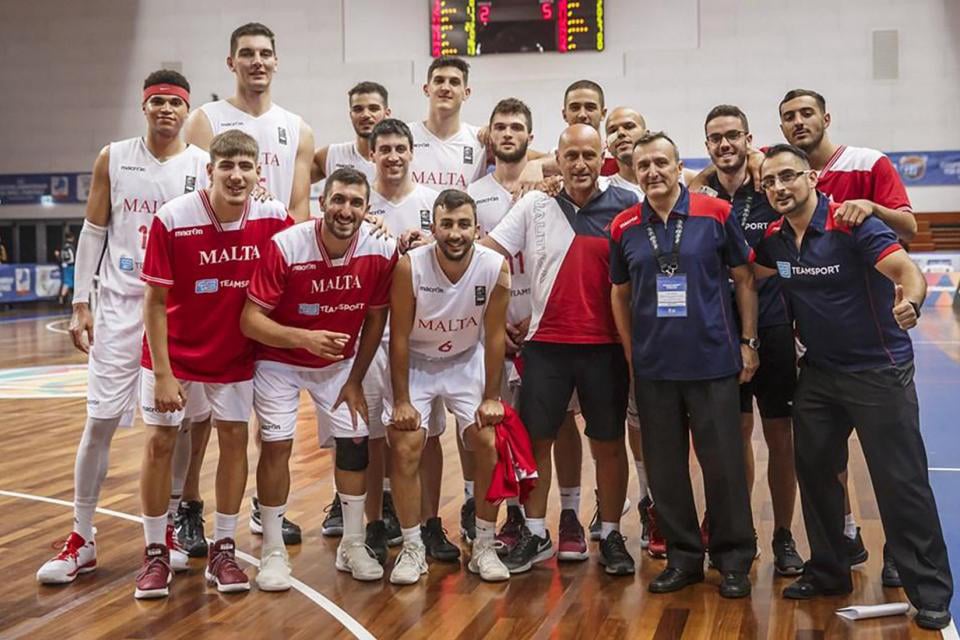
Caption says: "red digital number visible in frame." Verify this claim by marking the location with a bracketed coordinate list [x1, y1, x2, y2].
[541, 2, 553, 20]
[479, 5, 491, 25]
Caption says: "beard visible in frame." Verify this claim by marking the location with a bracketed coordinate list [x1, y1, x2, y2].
[437, 239, 473, 262]
[794, 128, 823, 153]
[716, 152, 747, 174]
[493, 140, 529, 163]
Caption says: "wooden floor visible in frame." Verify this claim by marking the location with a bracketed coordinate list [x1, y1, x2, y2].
[0, 311, 948, 640]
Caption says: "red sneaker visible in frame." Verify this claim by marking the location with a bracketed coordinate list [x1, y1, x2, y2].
[165, 523, 190, 572]
[134, 544, 171, 599]
[646, 502, 667, 559]
[557, 509, 588, 561]
[36, 531, 97, 584]
[205, 538, 250, 593]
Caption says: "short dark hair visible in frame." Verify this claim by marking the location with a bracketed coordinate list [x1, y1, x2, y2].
[779, 89, 826, 114]
[348, 81, 389, 105]
[230, 22, 275, 56]
[432, 189, 476, 222]
[323, 167, 371, 202]
[564, 80, 605, 108]
[634, 130, 680, 162]
[427, 56, 470, 84]
[489, 98, 533, 132]
[143, 69, 190, 93]
[370, 118, 414, 151]
[705, 104, 749, 133]
[762, 143, 811, 167]
[209, 130, 259, 163]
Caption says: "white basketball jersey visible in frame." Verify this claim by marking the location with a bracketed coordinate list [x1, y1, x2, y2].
[604, 173, 645, 200]
[408, 121, 486, 192]
[468, 174, 531, 325]
[369, 184, 437, 236]
[103, 138, 208, 296]
[408, 243, 503, 359]
[325, 141, 376, 183]
[199, 100, 301, 207]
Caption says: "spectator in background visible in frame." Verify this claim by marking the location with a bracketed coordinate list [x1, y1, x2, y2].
[57, 231, 76, 305]
[0, 239, 8, 263]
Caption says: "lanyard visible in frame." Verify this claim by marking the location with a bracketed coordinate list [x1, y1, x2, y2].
[738, 190, 755, 230]
[643, 216, 685, 276]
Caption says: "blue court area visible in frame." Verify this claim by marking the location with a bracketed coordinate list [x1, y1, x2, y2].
[914, 305, 960, 621]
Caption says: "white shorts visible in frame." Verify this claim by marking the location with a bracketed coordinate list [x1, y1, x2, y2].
[140, 368, 252, 427]
[382, 346, 483, 438]
[86, 290, 143, 423]
[256, 359, 368, 443]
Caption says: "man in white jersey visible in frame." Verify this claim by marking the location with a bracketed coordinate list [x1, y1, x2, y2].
[135, 131, 291, 599]
[36, 70, 207, 585]
[603, 107, 647, 199]
[242, 168, 398, 588]
[311, 82, 387, 185]
[183, 22, 315, 545]
[386, 189, 511, 584]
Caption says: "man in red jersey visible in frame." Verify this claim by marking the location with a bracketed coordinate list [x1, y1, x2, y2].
[134, 130, 291, 599]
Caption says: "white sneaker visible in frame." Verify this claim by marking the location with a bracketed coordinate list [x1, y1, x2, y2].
[166, 523, 189, 573]
[336, 538, 384, 582]
[468, 539, 509, 582]
[37, 532, 96, 584]
[256, 546, 292, 592]
[389, 542, 428, 585]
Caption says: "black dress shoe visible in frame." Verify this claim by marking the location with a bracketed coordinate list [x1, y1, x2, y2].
[915, 608, 951, 631]
[719, 572, 751, 599]
[649, 566, 705, 593]
[844, 527, 868, 566]
[782, 575, 852, 600]
[881, 548, 902, 588]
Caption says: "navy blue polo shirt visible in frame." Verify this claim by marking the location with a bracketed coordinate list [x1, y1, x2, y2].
[753, 193, 912, 371]
[610, 185, 751, 381]
[705, 175, 790, 328]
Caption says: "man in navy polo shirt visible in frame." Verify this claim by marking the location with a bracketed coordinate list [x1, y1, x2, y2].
[483, 124, 639, 576]
[610, 130, 758, 598]
[700, 105, 804, 577]
[753, 144, 952, 631]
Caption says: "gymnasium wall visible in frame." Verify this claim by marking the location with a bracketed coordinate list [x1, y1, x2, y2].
[2, 0, 959, 217]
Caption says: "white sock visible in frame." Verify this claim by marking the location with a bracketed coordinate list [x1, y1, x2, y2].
[167, 497, 180, 522]
[339, 492, 366, 538]
[559, 487, 580, 512]
[73, 416, 121, 541]
[464, 480, 475, 500]
[142, 513, 167, 547]
[600, 521, 620, 540]
[844, 514, 857, 539]
[476, 517, 496, 544]
[527, 517, 547, 538]
[214, 512, 239, 541]
[401, 525, 422, 546]
[260, 503, 286, 549]
[635, 460, 650, 498]
[383, 478, 392, 493]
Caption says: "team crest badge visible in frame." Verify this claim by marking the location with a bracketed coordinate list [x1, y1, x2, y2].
[184, 176, 197, 193]
[475, 285, 487, 305]
[278, 127, 288, 145]
[463, 147, 474, 164]
[776, 261, 792, 279]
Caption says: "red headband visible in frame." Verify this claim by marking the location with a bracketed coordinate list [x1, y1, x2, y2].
[142, 83, 190, 106]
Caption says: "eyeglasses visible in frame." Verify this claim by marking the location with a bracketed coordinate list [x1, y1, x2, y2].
[759, 169, 813, 190]
[705, 130, 746, 146]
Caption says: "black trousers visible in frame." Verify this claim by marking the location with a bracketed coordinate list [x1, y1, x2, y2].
[793, 361, 953, 609]
[635, 375, 756, 572]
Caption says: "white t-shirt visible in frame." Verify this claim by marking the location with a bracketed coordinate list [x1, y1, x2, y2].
[408, 121, 486, 192]
[325, 141, 376, 183]
[368, 184, 438, 236]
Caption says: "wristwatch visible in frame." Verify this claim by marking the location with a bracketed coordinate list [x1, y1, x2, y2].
[740, 337, 760, 350]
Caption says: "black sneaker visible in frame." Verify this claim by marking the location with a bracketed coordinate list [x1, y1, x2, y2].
[503, 526, 554, 574]
[421, 517, 461, 562]
[638, 496, 653, 549]
[321, 495, 344, 537]
[772, 528, 804, 576]
[460, 497, 476, 543]
[598, 530, 635, 576]
[174, 500, 208, 558]
[250, 497, 302, 545]
[381, 492, 402, 546]
[365, 520, 389, 566]
[844, 527, 868, 566]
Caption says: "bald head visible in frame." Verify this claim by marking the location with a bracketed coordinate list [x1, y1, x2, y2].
[556, 124, 602, 196]
[605, 107, 647, 163]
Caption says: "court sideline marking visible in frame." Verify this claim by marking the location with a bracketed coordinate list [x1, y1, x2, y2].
[0, 489, 375, 640]
[44, 319, 70, 335]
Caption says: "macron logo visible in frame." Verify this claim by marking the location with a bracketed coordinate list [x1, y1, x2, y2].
[175, 228, 204, 238]
[120, 165, 146, 172]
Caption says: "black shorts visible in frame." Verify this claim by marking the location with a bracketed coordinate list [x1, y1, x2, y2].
[740, 323, 797, 419]
[518, 341, 628, 442]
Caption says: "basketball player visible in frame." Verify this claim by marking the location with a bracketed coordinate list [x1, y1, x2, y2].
[134, 130, 291, 599]
[183, 22, 315, 545]
[311, 82, 388, 184]
[242, 168, 397, 588]
[603, 107, 647, 198]
[386, 189, 511, 584]
[36, 70, 207, 585]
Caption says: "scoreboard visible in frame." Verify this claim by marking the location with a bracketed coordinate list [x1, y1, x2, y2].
[430, 0, 604, 56]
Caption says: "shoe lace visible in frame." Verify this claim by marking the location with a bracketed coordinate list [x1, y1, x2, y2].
[50, 532, 85, 559]
[210, 547, 242, 575]
[138, 553, 170, 580]
[397, 544, 425, 568]
[323, 498, 342, 516]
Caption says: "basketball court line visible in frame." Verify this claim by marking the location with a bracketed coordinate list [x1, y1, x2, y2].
[930, 468, 960, 472]
[0, 489, 375, 640]
[44, 319, 70, 335]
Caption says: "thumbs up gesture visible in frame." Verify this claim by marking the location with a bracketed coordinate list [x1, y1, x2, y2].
[892, 284, 919, 330]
